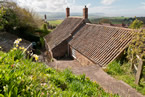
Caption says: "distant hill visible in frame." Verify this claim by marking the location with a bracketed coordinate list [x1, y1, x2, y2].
[37, 12, 105, 20]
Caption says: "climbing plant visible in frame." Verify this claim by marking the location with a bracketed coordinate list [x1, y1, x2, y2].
[127, 29, 145, 85]
[128, 18, 145, 68]
[127, 29, 145, 66]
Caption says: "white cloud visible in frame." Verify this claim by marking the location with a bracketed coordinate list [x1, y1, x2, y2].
[101, 0, 116, 5]
[89, 6, 112, 13]
[141, 2, 145, 9]
[9, 0, 143, 17]
[11, 0, 94, 13]
[11, 0, 68, 12]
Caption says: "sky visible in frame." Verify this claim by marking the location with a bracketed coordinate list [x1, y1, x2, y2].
[10, 0, 145, 16]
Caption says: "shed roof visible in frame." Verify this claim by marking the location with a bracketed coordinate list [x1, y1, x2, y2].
[44, 17, 85, 49]
[69, 24, 133, 66]
[0, 32, 31, 52]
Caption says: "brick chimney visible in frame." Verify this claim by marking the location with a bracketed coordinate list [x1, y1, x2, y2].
[44, 14, 47, 20]
[66, 7, 70, 18]
[83, 5, 88, 19]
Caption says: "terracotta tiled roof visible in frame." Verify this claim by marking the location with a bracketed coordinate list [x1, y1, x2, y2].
[44, 17, 85, 49]
[69, 24, 133, 66]
[0, 32, 31, 52]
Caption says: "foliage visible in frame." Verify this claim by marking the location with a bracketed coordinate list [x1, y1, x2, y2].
[2, 1, 49, 49]
[37, 23, 51, 37]
[0, 53, 119, 97]
[127, 30, 145, 62]
[137, 17, 145, 24]
[90, 17, 129, 24]
[2, 2, 43, 34]
[0, 40, 119, 97]
[105, 61, 145, 95]
[127, 29, 145, 81]
[35, 23, 51, 48]
[105, 61, 124, 75]
[0, 6, 7, 30]
[99, 19, 111, 24]
[129, 19, 144, 29]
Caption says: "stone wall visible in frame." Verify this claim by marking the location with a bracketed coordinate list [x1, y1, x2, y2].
[70, 46, 94, 66]
[52, 41, 68, 58]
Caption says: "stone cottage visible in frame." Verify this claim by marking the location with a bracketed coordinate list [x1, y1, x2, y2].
[44, 6, 133, 67]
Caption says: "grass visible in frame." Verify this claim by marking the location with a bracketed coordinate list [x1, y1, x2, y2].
[104, 61, 145, 95]
[0, 40, 119, 97]
[48, 20, 63, 25]
[90, 17, 130, 24]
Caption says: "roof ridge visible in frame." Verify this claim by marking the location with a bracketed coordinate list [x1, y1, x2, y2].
[86, 23, 133, 31]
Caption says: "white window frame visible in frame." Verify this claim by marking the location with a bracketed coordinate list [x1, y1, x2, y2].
[72, 48, 76, 59]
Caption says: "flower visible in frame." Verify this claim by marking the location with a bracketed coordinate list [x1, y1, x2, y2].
[21, 47, 25, 50]
[19, 46, 25, 50]
[3, 85, 8, 92]
[16, 44, 19, 47]
[14, 38, 22, 45]
[18, 38, 22, 42]
[33, 54, 39, 61]
[11, 64, 14, 68]
[14, 40, 20, 44]
[13, 47, 17, 50]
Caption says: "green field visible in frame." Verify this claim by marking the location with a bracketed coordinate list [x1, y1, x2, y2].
[90, 17, 131, 24]
[48, 20, 63, 25]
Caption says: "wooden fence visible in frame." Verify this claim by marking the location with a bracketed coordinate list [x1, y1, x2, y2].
[134, 55, 144, 85]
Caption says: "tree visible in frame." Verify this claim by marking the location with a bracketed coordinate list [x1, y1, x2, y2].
[0, 6, 7, 30]
[129, 19, 144, 29]
[2, 1, 43, 33]
[99, 19, 111, 24]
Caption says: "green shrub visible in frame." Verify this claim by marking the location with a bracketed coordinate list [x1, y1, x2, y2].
[106, 61, 124, 75]
[129, 19, 144, 29]
[3, 2, 43, 34]
[35, 23, 51, 37]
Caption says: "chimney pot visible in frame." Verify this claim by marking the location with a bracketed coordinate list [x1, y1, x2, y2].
[66, 7, 70, 18]
[83, 5, 88, 19]
[44, 14, 47, 22]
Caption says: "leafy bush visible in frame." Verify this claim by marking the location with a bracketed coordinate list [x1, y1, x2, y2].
[129, 19, 144, 29]
[106, 61, 124, 75]
[2, 2, 43, 34]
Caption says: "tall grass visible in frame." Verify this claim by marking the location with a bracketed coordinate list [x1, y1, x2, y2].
[105, 60, 145, 95]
